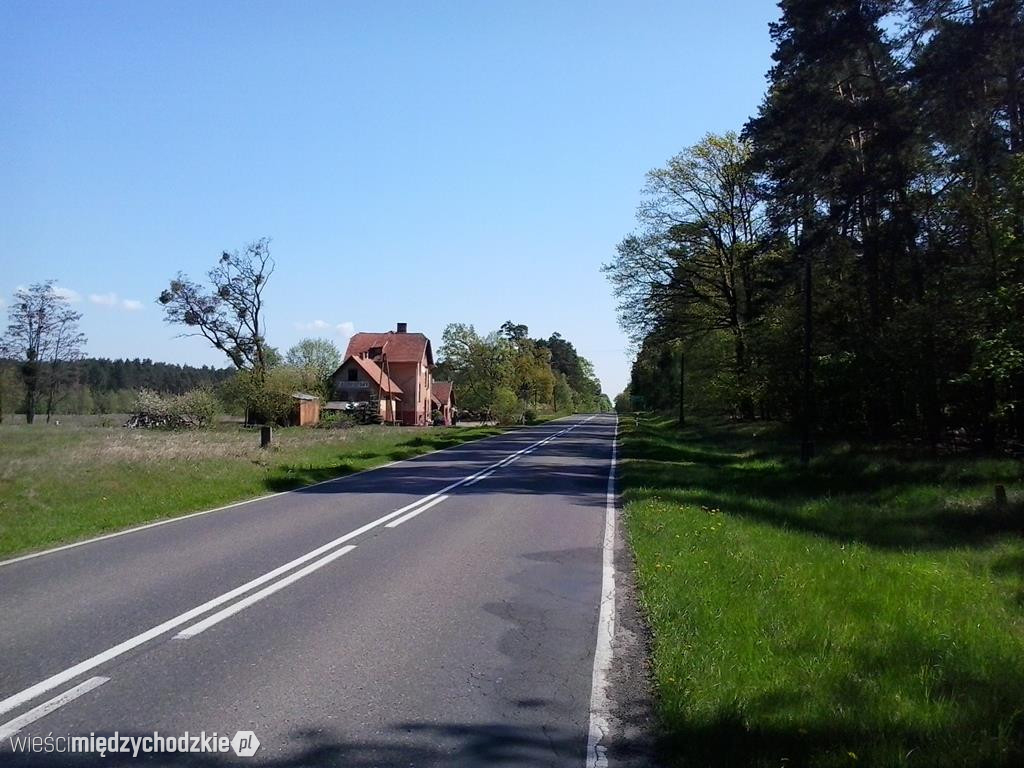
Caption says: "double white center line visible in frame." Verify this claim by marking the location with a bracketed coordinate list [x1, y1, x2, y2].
[463, 470, 495, 487]
[0, 419, 592, 736]
[0, 677, 109, 742]
[385, 495, 450, 529]
[173, 545, 359, 639]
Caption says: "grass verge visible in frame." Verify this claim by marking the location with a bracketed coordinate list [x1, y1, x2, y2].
[0, 422, 504, 559]
[621, 416, 1024, 767]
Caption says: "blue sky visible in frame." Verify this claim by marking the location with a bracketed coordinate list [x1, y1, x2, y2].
[0, 1, 778, 397]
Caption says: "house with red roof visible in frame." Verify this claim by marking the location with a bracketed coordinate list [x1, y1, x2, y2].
[330, 323, 454, 426]
[328, 353, 404, 423]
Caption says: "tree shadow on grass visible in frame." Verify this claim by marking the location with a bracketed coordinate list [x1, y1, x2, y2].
[624, 421, 1024, 551]
[991, 550, 1024, 577]
[623, 419, 1024, 767]
[649, 619, 1024, 767]
[656, 709, 1022, 768]
[262, 463, 362, 492]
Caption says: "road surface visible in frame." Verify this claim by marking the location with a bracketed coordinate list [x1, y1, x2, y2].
[0, 414, 621, 766]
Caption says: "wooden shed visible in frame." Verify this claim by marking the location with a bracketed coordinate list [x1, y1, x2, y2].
[290, 392, 321, 426]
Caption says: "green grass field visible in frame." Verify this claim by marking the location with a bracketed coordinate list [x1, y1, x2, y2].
[0, 420, 503, 559]
[621, 416, 1024, 768]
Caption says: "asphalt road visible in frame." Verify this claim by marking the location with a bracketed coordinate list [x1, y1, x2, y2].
[0, 414, 620, 766]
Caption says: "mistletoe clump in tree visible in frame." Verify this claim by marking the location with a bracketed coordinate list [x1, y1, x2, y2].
[158, 238, 275, 421]
[158, 238, 274, 376]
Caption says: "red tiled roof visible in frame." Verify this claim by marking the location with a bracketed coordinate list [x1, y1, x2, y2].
[335, 355, 404, 396]
[345, 332, 434, 365]
[431, 381, 453, 404]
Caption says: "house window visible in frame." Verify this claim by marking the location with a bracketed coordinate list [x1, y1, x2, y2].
[348, 369, 358, 382]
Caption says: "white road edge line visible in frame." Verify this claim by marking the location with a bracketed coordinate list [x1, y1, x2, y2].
[586, 415, 618, 768]
[0, 419, 580, 718]
[0, 677, 109, 741]
[174, 545, 358, 639]
[384, 495, 449, 529]
[0, 417, 577, 570]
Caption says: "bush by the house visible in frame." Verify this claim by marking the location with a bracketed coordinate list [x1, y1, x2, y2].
[218, 367, 303, 426]
[318, 409, 357, 429]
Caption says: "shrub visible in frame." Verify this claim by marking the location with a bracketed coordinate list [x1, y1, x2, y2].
[247, 386, 294, 425]
[174, 388, 218, 427]
[127, 388, 217, 429]
[318, 409, 356, 429]
[356, 400, 381, 425]
[133, 389, 171, 419]
[218, 367, 303, 425]
[493, 388, 524, 425]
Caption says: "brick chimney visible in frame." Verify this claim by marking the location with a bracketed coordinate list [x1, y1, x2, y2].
[396, 322, 407, 333]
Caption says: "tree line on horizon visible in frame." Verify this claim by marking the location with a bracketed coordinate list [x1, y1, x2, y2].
[0, 356, 235, 419]
[606, 0, 1023, 455]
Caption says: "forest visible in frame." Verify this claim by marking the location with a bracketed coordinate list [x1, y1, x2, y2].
[606, 0, 1023, 454]
[0, 356, 234, 419]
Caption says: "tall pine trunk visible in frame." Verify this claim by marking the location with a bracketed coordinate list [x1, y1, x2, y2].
[678, 350, 685, 427]
[800, 250, 815, 464]
[735, 331, 755, 420]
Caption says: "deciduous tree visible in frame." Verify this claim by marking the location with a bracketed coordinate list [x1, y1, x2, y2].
[285, 338, 341, 398]
[159, 239, 275, 379]
[2, 281, 86, 424]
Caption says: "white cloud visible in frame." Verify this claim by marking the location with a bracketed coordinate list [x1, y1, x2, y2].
[89, 292, 144, 311]
[89, 292, 118, 306]
[50, 286, 81, 303]
[295, 320, 355, 338]
[0, 297, 6, 309]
